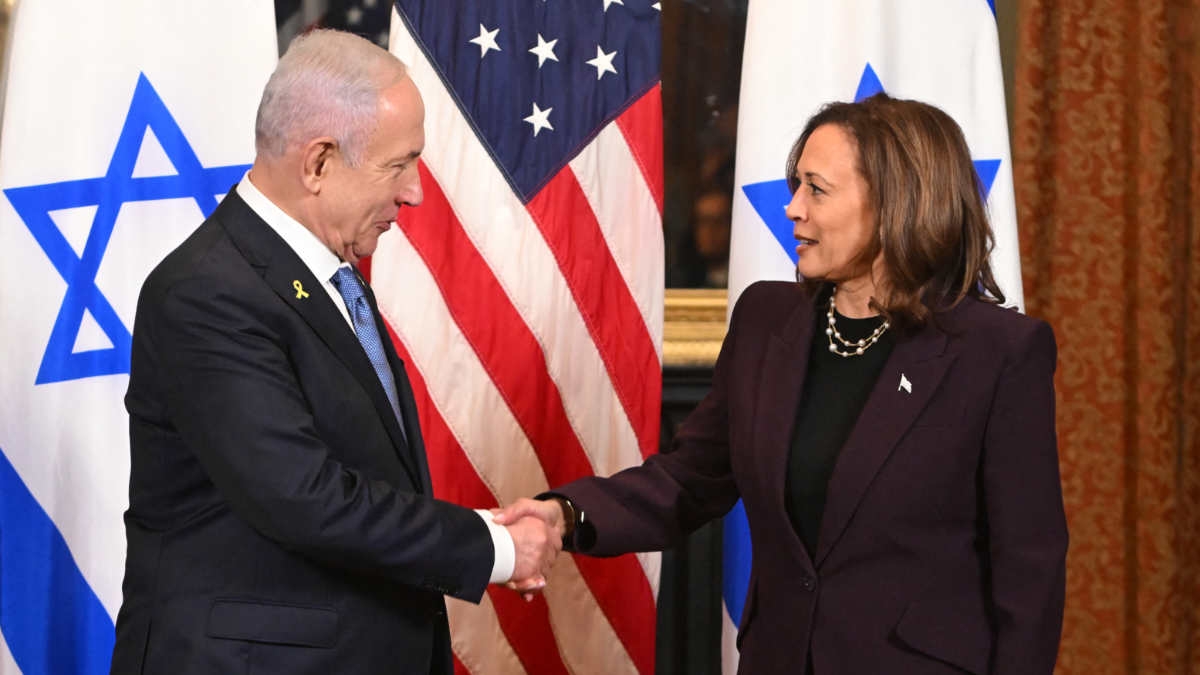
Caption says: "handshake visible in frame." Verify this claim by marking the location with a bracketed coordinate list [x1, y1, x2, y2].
[492, 497, 573, 600]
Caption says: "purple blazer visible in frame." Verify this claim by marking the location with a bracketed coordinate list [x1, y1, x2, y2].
[559, 281, 1068, 674]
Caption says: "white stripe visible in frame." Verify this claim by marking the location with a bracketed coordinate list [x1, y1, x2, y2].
[389, 20, 647, 483]
[721, 606, 739, 675]
[372, 232, 550, 504]
[544, 556, 640, 675]
[567, 125, 665, 357]
[446, 595, 529, 675]
[0, 632, 19, 675]
[636, 551, 661, 599]
[373, 232, 642, 674]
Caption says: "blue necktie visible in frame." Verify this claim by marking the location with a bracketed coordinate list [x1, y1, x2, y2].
[330, 266, 408, 444]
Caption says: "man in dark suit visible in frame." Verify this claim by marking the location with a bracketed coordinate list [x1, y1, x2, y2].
[110, 30, 560, 675]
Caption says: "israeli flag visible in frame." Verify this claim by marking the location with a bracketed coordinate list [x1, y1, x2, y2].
[0, 3, 276, 672]
[723, 2, 1020, 672]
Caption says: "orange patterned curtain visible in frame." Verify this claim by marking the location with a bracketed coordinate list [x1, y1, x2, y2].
[1013, 1, 1200, 673]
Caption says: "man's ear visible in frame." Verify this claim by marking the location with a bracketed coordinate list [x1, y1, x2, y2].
[300, 137, 338, 195]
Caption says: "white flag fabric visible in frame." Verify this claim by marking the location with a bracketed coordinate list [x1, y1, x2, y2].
[723, 2, 1020, 673]
[0, 3, 276, 672]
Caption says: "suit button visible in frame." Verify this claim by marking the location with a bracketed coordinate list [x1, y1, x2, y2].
[801, 576, 815, 592]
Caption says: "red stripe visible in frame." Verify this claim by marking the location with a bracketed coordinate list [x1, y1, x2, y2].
[486, 587, 569, 675]
[357, 254, 373, 282]
[614, 85, 664, 214]
[453, 654, 467, 675]
[527, 169, 662, 461]
[384, 325, 572, 675]
[397, 163, 657, 675]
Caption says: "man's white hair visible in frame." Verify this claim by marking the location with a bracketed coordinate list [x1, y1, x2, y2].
[255, 29, 407, 168]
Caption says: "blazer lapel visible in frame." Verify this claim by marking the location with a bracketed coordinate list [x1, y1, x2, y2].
[215, 193, 425, 489]
[814, 320, 958, 567]
[754, 292, 819, 570]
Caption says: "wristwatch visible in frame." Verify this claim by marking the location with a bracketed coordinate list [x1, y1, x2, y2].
[538, 493, 583, 545]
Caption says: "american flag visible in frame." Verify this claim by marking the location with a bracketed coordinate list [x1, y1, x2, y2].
[373, 1, 664, 674]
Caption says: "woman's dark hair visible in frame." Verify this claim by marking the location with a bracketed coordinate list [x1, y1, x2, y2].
[786, 93, 1007, 330]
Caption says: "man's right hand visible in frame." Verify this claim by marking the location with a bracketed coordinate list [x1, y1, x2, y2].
[505, 514, 562, 589]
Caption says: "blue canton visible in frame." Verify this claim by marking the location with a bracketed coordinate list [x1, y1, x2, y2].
[4, 74, 249, 384]
[743, 64, 1005, 265]
[393, 0, 661, 202]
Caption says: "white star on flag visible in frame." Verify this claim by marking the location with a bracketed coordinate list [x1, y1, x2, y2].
[529, 34, 559, 68]
[603, 0, 625, 10]
[586, 45, 618, 81]
[469, 24, 501, 58]
[523, 102, 554, 136]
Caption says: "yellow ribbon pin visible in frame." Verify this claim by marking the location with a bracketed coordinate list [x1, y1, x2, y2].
[293, 280, 310, 299]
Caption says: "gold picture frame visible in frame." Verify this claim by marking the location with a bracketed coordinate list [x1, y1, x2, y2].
[663, 288, 728, 368]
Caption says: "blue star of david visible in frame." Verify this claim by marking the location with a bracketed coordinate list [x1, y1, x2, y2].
[3, 73, 250, 384]
[743, 63, 1004, 265]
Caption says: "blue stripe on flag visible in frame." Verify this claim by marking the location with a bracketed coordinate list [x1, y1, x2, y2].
[0, 447, 114, 674]
[721, 499, 753, 624]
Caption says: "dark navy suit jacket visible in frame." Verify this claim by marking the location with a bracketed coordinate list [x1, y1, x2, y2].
[111, 190, 492, 675]
[560, 281, 1068, 674]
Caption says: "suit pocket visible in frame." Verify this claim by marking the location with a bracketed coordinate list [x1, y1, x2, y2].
[893, 594, 990, 675]
[206, 599, 338, 648]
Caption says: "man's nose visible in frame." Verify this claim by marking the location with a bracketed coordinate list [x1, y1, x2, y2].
[397, 171, 423, 207]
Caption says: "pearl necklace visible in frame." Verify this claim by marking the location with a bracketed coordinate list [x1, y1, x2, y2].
[825, 287, 890, 358]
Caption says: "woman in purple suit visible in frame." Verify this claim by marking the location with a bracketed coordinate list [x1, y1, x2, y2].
[500, 93, 1068, 675]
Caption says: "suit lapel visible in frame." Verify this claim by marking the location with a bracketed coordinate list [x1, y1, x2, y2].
[754, 292, 819, 570]
[215, 193, 425, 489]
[814, 320, 958, 567]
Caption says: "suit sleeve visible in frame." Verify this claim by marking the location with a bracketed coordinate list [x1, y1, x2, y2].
[148, 275, 493, 602]
[555, 286, 759, 556]
[982, 319, 1069, 673]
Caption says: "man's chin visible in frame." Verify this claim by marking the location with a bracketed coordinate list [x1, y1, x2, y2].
[347, 242, 379, 264]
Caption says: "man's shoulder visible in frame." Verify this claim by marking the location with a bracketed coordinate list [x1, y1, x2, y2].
[141, 194, 262, 297]
[142, 217, 235, 296]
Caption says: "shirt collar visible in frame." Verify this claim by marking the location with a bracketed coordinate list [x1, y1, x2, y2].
[236, 172, 346, 283]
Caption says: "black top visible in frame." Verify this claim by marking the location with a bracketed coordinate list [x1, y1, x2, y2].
[786, 295, 895, 558]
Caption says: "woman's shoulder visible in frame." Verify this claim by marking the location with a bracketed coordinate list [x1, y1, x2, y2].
[938, 296, 1056, 356]
[723, 281, 816, 345]
[735, 280, 810, 309]
[730, 280, 811, 322]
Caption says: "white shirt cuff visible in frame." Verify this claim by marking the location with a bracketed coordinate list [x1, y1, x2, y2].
[475, 509, 515, 583]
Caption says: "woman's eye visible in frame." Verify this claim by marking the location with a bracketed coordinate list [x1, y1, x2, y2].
[808, 182, 824, 195]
